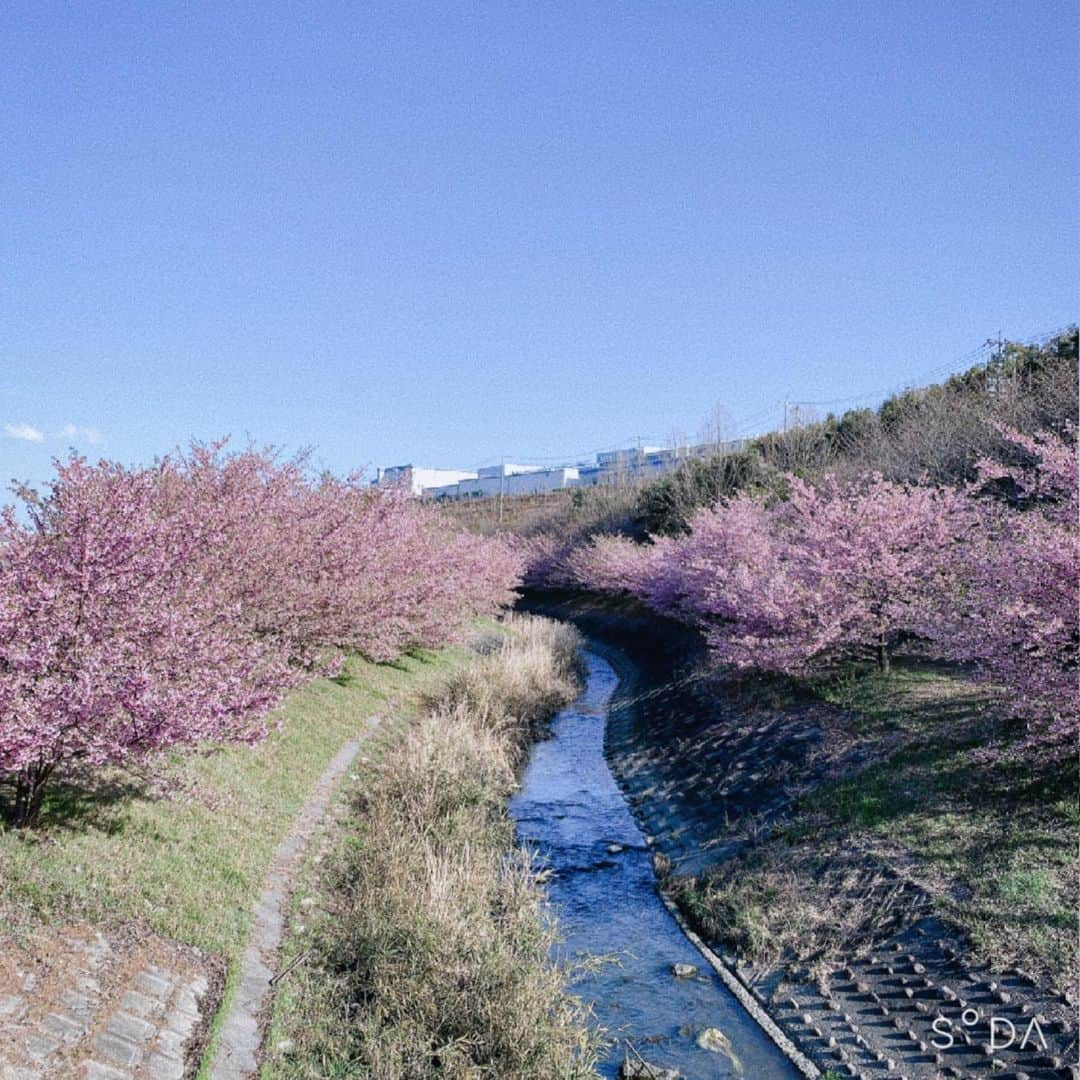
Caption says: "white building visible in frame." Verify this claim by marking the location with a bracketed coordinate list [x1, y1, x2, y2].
[477, 463, 545, 479]
[377, 439, 750, 501]
[427, 464, 579, 500]
[375, 464, 477, 496]
[573, 440, 748, 486]
[595, 446, 666, 468]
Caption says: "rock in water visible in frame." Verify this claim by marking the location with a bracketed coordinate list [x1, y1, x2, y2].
[619, 1059, 682, 1079]
[671, 962, 698, 979]
[696, 1027, 742, 1071]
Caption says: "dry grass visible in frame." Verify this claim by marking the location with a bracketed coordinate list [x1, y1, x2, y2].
[669, 844, 921, 984]
[440, 484, 643, 541]
[430, 613, 584, 758]
[264, 614, 600, 1079]
[670, 662, 1079, 990]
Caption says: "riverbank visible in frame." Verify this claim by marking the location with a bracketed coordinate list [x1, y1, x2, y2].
[510, 647, 806, 1080]
[521, 591, 1078, 1079]
[0, 643, 475, 1078]
[262, 615, 601, 1078]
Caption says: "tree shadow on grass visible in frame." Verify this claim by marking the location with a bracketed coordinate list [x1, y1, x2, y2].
[379, 647, 440, 672]
[0, 768, 150, 836]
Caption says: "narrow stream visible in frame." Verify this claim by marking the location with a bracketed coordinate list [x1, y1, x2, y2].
[510, 650, 801, 1080]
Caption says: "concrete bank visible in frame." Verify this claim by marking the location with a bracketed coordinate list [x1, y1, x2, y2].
[519, 590, 1078, 1080]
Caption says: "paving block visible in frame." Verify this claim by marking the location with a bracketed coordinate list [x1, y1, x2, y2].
[145, 1051, 186, 1080]
[42, 1010, 86, 1042]
[0, 1059, 41, 1080]
[60, 988, 100, 1023]
[173, 988, 200, 1018]
[120, 990, 159, 1018]
[93, 1032, 144, 1069]
[0, 996, 27, 1023]
[25, 1033, 62, 1062]
[106, 1011, 156, 1045]
[83, 1061, 133, 1080]
[134, 971, 173, 1001]
[165, 1008, 198, 1040]
[153, 1028, 187, 1059]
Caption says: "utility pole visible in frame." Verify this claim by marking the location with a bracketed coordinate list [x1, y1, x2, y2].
[498, 455, 505, 527]
[783, 400, 789, 433]
[984, 330, 1005, 397]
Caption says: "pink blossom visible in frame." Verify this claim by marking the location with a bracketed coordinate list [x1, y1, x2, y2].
[0, 443, 522, 824]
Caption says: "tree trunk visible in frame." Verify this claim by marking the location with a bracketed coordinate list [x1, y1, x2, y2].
[875, 633, 891, 674]
[12, 762, 53, 828]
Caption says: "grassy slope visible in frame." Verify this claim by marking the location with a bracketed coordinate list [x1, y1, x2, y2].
[806, 664, 1078, 982]
[262, 615, 600, 1079]
[676, 662, 1078, 987]
[0, 645, 471, 960]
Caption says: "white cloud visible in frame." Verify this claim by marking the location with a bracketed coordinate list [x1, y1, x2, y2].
[2, 422, 104, 445]
[55, 424, 104, 445]
[4, 423, 45, 443]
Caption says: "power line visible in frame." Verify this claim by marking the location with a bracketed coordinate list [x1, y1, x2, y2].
[777, 323, 1071, 420]
[432, 324, 1075, 473]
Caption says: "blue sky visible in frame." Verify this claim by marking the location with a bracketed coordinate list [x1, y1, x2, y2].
[2, 1, 1076, 490]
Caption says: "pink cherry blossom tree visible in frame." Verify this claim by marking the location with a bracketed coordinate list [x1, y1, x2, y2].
[575, 477, 978, 676]
[1, 443, 523, 826]
[159, 443, 521, 664]
[743, 474, 978, 675]
[932, 428, 1078, 754]
[518, 533, 581, 590]
[571, 434, 1078, 757]
[0, 457, 293, 827]
[562, 534, 668, 596]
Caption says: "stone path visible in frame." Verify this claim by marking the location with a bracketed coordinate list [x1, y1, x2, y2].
[2, 716, 382, 1080]
[0, 925, 216, 1079]
[206, 717, 379, 1079]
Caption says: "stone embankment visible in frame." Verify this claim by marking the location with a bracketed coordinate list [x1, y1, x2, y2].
[521, 591, 1078, 1080]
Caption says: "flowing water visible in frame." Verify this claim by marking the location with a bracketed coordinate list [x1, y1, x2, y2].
[510, 650, 801, 1080]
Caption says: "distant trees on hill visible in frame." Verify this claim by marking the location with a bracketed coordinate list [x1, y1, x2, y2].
[638, 327, 1077, 535]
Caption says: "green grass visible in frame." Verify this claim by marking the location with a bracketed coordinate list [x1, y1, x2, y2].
[0, 644, 472, 960]
[812, 660, 990, 736]
[803, 662, 1078, 979]
[677, 659, 1079, 986]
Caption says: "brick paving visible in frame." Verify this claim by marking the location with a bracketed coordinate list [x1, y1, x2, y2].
[0, 927, 216, 1079]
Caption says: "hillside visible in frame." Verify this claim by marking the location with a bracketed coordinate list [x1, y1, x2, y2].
[443, 327, 1077, 542]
